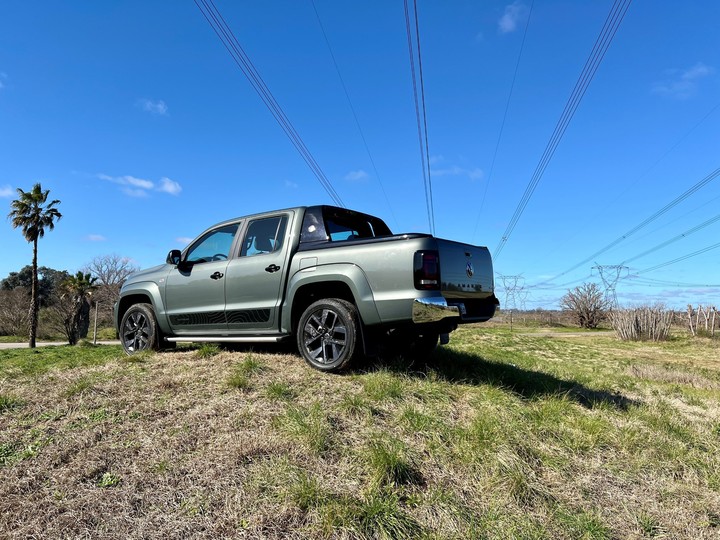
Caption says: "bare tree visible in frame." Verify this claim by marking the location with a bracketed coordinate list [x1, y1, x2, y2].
[0, 288, 31, 336]
[560, 282, 610, 329]
[609, 305, 673, 341]
[81, 254, 139, 325]
[82, 254, 138, 291]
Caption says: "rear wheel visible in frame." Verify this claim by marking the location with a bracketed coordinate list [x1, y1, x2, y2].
[297, 299, 361, 372]
[120, 303, 161, 354]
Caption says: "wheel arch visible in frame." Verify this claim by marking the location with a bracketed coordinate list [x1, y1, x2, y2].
[283, 264, 381, 335]
[290, 281, 355, 336]
[115, 282, 169, 334]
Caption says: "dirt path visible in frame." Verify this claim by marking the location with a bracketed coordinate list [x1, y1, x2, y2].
[517, 331, 614, 338]
[0, 340, 120, 350]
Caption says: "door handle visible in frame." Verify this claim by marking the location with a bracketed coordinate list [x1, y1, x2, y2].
[210, 271, 224, 280]
[265, 264, 280, 273]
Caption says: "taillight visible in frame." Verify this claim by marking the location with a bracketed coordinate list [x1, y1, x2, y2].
[414, 251, 440, 290]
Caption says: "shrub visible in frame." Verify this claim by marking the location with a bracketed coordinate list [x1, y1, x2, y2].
[560, 283, 610, 329]
[610, 305, 673, 341]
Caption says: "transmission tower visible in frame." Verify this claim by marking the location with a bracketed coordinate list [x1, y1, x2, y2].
[592, 264, 629, 308]
[498, 274, 528, 311]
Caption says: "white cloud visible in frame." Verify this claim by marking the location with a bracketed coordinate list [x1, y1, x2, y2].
[176, 237, 194, 246]
[86, 234, 107, 242]
[98, 173, 153, 190]
[284, 180, 299, 189]
[652, 62, 714, 99]
[0, 185, 13, 198]
[431, 166, 484, 182]
[429, 155, 445, 165]
[157, 177, 182, 195]
[498, 2, 526, 34]
[125, 175, 155, 190]
[683, 63, 713, 80]
[0, 72, 6, 90]
[345, 170, 369, 182]
[137, 98, 168, 116]
[98, 173, 181, 197]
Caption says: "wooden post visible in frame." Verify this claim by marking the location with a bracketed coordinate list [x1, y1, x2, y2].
[699, 305, 709, 332]
[687, 304, 696, 336]
[93, 302, 99, 345]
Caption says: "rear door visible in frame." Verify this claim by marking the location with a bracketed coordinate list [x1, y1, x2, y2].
[223, 213, 292, 332]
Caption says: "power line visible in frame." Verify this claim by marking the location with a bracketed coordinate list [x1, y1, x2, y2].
[493, 0, 632, 259]
[633, 240, 720, 275]
[404, 0, 435, 235]
[532, 273, 593, 291]
[473, 0, 534, 242]
[537, 165, 720, 286]
[310, 0, 397, 226]
[194, 0, 345, 207]
[620, 212, 720, 265]
[627, 276, 720, 288]
[540, 100, 720, 263]
[622, 191, 720, 251]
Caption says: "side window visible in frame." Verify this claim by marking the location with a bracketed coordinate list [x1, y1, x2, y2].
[325, 216, 370, 241]
[328, 225, 359, 242]
[186, 224, 239, 263]
[241, 216, 287, 257]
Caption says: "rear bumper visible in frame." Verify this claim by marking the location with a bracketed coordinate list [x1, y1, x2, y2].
[447, 294, 500, 323]
[412, 297, 460, 324]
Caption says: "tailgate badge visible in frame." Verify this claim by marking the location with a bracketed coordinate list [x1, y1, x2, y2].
[466, 261, 474, 278]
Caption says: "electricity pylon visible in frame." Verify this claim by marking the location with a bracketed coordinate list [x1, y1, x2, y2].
[592, 264, 628, 308]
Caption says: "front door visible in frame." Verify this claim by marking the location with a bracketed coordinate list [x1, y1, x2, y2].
[165, 222, 240, 334]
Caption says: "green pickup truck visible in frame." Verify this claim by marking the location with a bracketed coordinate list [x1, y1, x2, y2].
[114, 206, 498, 371]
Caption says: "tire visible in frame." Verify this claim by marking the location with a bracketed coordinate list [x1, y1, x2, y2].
[120, 303, 161, 354]
[296, 298, 361, 372]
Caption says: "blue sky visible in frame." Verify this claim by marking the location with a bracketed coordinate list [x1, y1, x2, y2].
[2, 1, 719, 309]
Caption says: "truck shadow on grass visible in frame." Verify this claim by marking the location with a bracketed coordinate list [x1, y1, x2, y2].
[369, 347, 639, 411]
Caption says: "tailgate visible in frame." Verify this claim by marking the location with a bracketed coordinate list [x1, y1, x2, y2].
[437, 239, 498, 322]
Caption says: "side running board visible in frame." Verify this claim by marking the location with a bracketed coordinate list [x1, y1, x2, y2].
[165, 335, 290, 343]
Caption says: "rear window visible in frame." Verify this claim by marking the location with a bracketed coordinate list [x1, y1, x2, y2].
[300, 206, 392, 244]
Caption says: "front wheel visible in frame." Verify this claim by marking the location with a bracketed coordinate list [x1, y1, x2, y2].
[120, 303, 161, 354]
[296, 299, 361, 372]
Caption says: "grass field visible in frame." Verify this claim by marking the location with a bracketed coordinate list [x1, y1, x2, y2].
[1, 326, 719, 539]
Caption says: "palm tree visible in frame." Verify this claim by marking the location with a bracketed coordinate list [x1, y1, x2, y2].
[8, 183, 62, 348]
[59, 272, 98, 345]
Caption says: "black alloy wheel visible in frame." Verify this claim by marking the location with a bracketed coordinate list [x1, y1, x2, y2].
[120, 303, 160, 354]
[297, 298, 360, 371]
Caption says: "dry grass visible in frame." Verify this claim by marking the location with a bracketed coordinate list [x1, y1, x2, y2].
[1, 328, 720, 539]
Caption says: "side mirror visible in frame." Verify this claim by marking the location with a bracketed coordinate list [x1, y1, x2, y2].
[166, 249, 182, 265]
